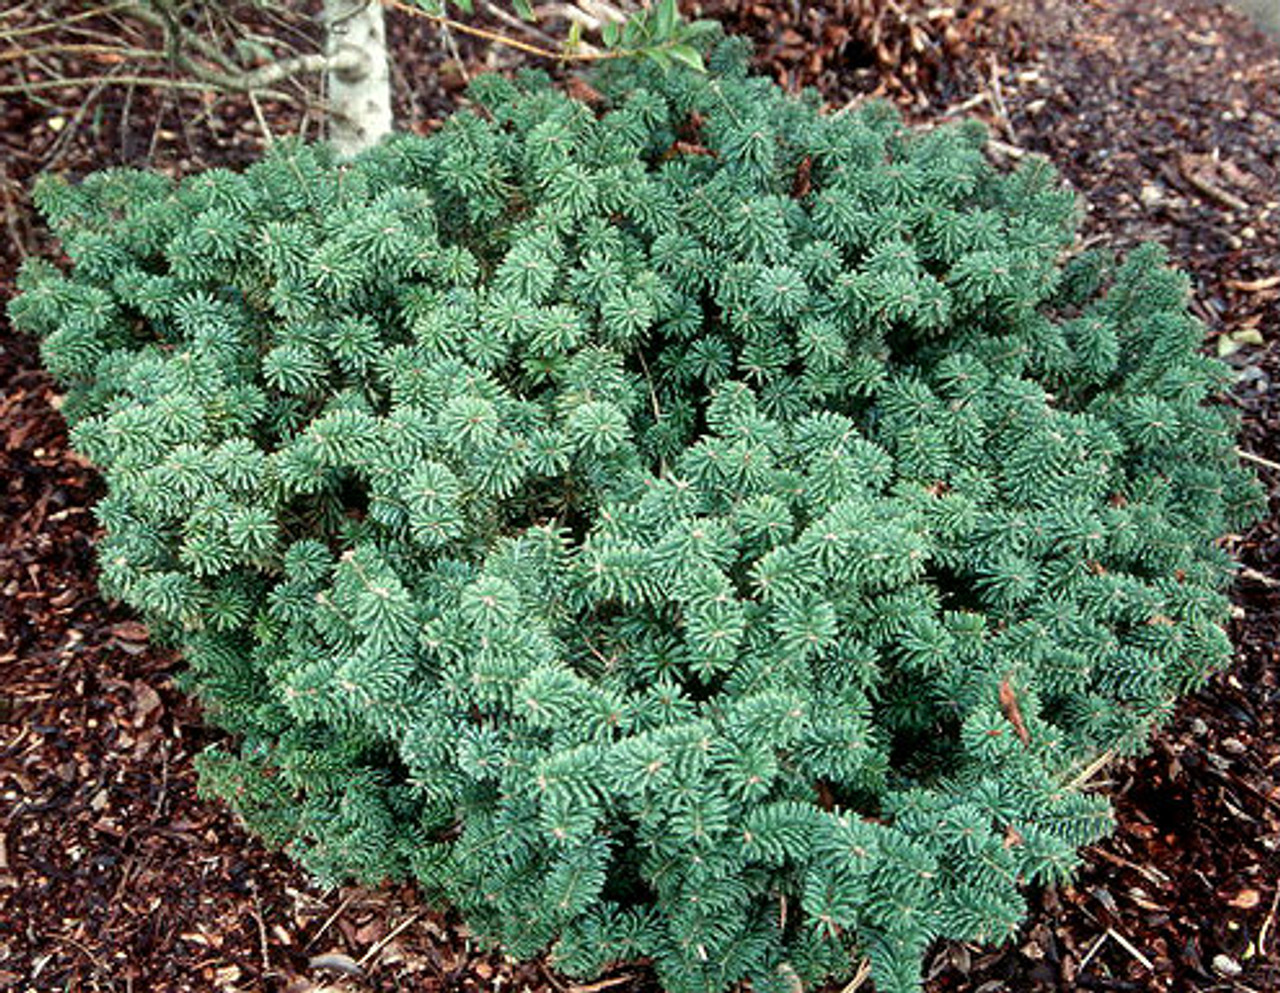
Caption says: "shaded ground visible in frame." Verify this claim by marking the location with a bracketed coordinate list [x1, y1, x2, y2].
[1, 1, 1278, 991]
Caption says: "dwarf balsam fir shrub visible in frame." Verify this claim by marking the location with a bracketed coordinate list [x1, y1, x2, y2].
[11, 41, 1260, 993]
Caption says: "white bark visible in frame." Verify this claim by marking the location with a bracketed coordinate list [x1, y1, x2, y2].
[324, 0, 393, 158]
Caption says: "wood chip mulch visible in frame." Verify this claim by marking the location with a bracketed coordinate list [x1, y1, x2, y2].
[2, 1, 1278, 991]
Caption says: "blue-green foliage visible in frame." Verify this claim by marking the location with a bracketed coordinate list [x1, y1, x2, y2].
[10, 41, 1259, 993]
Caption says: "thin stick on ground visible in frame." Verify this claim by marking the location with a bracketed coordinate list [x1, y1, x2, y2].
[1106, 927, 1154, 972]
[303, 891, 358, 952]
[1237, 447, 1280, 473]
[357, 910, 422, 969]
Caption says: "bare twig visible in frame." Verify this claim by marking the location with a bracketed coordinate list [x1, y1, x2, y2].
[941, 92, 987, 117]
[249, 89, 276, 147]
[1106, 927, 1154, 971]
[153, 740, 171, 820]
[383, 0, 654, 62]
[1238, 447, 1280, 473]
[385, 0, 583, 59]
[303, 891, 358, 952]
[986, 137, 1027, 160]
[576, 0, 629, 24]
[567, 976, 636, 993]
[543, 3, 606, 34]
[43, 65, 122, 169]
[1078, 930, 1109, 972]
[1240, 565, 1279, 589]
[121, 1, 244, 74]
[250, 886, 272, 975]
[839, 958, 872, 993]
[482, 0, 564, 47]
[986, 53, 1013, 139]
[0, 2, 134, 42]
[119, 76, 136, 161]
[172, 45, 361, 92]
[1060, 748, 1116, 793]
[0, 43, 163, 64]
[1258, 886, 1280, 959]
[0, 168, 32, 261]
[438, 21, 471, 85]
[356, 910, 422, 968]
[0, 75, 296, 102]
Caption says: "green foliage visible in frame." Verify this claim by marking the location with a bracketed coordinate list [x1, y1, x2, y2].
[11, 41, 1260, 993]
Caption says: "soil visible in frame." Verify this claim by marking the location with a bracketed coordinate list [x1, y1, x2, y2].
[1, 1, 1277, 991]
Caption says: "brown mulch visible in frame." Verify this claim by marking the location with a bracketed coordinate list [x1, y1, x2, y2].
[694, 0, 1034, 109]
[2, 1, 1278, 991]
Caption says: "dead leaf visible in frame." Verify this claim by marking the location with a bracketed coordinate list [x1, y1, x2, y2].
[133, 681, 163, 726]
[1227, 889, 1262, 910]
[565, 77, 604, 105]
[791, 155, 813, 198]
[111, 621, 149, 643]
[353, 918, 384, 946]
[999, 677, 1031, 746]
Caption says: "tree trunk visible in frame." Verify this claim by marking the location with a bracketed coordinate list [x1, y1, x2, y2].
[324, 0, 393, 158]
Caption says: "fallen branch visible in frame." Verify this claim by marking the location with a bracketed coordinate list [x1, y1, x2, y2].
[838, 958, 873, 993]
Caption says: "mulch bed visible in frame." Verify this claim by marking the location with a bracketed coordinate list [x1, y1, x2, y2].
[1, 1, 1278, 991]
